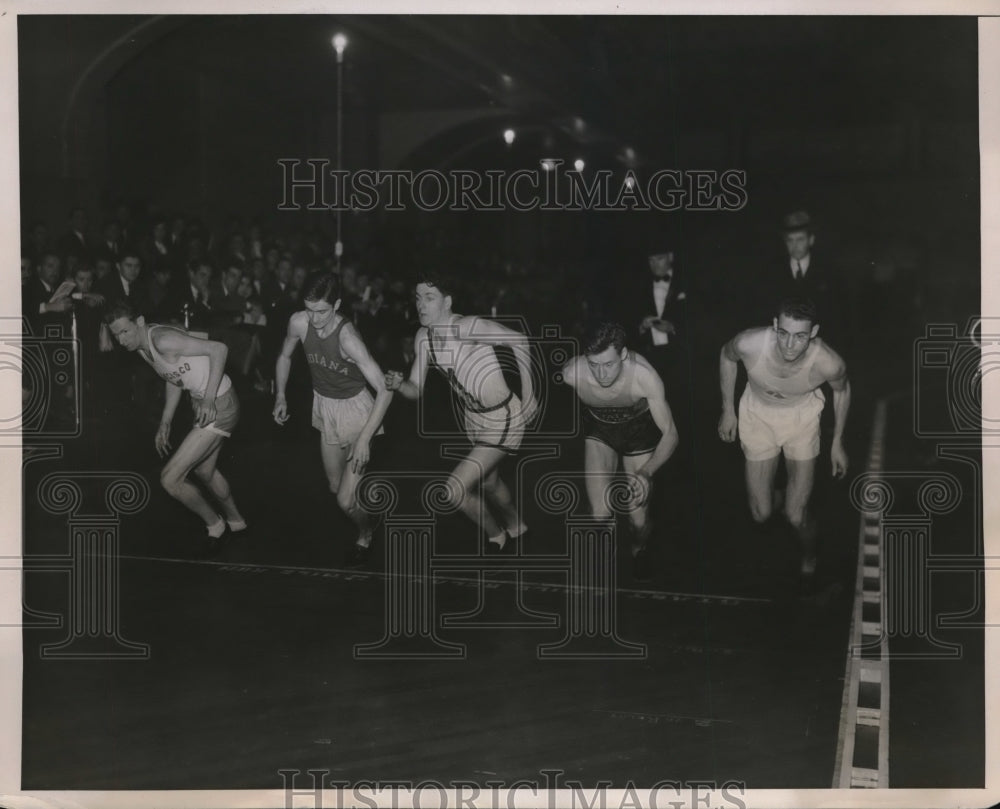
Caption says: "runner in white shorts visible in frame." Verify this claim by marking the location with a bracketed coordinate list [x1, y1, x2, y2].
[274, 272, 393, 567]
[718, 297, 851, 578]
[106, 300, 248, 556]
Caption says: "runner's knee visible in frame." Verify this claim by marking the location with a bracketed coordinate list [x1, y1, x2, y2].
[160, 466, 186, 497]
[749, 498, 772, 523]
[443, 475, 469, 511]
[336, 486, 354, 513]
[784, 502, 806, 528]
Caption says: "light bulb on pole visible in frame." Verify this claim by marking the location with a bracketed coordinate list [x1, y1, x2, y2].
[332, 33, 348, 63]
[332, 32, 348, 269]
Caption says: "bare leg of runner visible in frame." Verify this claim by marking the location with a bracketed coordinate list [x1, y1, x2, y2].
[160, 428, 228, 529]
[192, 442, 246, 529]
[482, 465, 527, 538]
[320, 440, 371, 543]
[744, 456, 781, 524]
[446, 445, 508, 546]
[785, 457, 818, 574]
[622, 452, 653, 547]
[584, 439, 618, 521]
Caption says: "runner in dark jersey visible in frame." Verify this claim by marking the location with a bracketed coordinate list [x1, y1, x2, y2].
[274, 272, 392, 567]
[719, 297, 851, 581]
[562, 322, 678, 581]
[105, 300, 247, 555]
[385, 272, 537, 553]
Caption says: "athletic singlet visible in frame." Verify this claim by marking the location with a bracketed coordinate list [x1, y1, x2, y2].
[303, 317, 367, 400]
[140, 325, 233, 400]
[575, 355, 649, 423]
[427, 318, 512, 414]
[745, 328, 823, 407]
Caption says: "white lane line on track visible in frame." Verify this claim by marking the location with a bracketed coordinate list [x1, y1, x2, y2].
[111, 552, 774, 604]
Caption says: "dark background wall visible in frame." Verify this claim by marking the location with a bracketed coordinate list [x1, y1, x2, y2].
[17, 14, 980, 322]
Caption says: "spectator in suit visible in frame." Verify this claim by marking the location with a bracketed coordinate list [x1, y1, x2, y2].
[21, 254, 33, 288]
[58, 207, 90, 263]
[177, 262, 215, 331]
[263, 244, 280, 276]
[99, 248, 149, 316]
[25, 221, 50, 265]
[289, 264, 309, 305]
[142, 218, 173, 269]
[22, 252, 75, 428]
[99, 248, 152, 411]
[754, 210, 848, 351]
[210, 265, 247, 328]
[169, 215, 187, 255]
[70, 264, 113, 409]
[207, 263, 257, 381]
[100, 220, 124, 265]
[247, 256, 267, 297]
[146, 261, 181, 324]
[113, 201, 134, 247]
[263, 256, 298, 337]
[221, 232, 248, 271]
[247, 222, 264, 260]
[262, 255, 292, 306]
[23, 251, 72, 334]
[615, 247, 692, 438]
[93, 254, 115, 286]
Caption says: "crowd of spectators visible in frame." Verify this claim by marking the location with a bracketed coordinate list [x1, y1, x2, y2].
[20, 204, 596, 432]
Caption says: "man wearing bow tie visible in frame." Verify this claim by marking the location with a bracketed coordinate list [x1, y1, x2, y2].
[633, 250, 686, 357]
[621, 248, 691, 439]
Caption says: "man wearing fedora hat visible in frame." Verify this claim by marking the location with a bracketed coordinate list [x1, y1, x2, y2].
[767, 211, 846, 339]
[782, 211, 828, 291]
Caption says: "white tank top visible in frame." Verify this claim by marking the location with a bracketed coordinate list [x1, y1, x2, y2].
[140, 324, 232, 400]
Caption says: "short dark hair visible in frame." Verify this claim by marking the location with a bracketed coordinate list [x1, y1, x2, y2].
[777, 297, 819, 325]
[103, 299, 138, 325]
[304, 271, 339, 304]
[584, 321, 627, 356]
[414, 270, 454, 300]
[119, 246, 143, 264]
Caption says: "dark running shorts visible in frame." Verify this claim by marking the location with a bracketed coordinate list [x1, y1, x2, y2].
[583, 406, 661, 456]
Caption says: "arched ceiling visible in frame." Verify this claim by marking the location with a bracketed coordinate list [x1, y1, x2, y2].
[20, 14, 978, 176]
